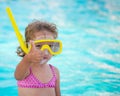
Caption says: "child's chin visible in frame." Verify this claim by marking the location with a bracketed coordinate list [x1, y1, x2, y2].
[40, 59, 48, 65]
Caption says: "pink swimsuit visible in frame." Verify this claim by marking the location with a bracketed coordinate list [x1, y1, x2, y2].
[17, 64, 56, 88]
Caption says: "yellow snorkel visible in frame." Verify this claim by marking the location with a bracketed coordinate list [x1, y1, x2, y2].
[6, 7, 62, 55]
[6, 7, 29, 54]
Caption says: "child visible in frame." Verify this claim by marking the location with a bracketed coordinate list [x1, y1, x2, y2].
[14, 20, 61, 96]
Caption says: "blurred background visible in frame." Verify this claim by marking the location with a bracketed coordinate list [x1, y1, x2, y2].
[0, 0, 120, 96]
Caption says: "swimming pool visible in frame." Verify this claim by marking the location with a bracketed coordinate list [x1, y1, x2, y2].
[0, 0, 120, 96]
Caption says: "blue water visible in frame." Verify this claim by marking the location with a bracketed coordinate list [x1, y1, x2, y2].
[0, 0, 120, 96]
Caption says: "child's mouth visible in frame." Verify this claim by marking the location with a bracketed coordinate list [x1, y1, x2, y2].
[43, 56, 48, 60]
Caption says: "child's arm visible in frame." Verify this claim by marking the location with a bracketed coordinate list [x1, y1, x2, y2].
[14, 55, 31, 80]
[55, 67, 61, 96]
[14, 41, 44, 80]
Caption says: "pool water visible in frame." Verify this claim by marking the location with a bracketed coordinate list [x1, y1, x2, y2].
[0, 0, 120, 96]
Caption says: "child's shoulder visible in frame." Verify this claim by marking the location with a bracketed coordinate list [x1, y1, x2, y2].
[50, 64, 59, 72]
[50, 64, 60, 78]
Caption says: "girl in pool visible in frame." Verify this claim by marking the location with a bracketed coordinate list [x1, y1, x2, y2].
[14, 20, 61, 96]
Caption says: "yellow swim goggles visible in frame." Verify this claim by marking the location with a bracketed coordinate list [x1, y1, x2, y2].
[29, 40, 62, 55]
[6, 7, 62, 55]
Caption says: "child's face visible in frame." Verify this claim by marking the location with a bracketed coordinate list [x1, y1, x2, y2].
[32, 30, 55, 64]
[33, 30, 55, 50]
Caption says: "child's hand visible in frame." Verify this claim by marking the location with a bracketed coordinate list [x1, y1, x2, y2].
[25, 40, 44, 64]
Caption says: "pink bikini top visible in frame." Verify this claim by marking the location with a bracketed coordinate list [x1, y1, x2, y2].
[17, 64, 56, 88]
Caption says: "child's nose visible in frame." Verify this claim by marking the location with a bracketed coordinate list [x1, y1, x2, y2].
[43, 49, 50, 55]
